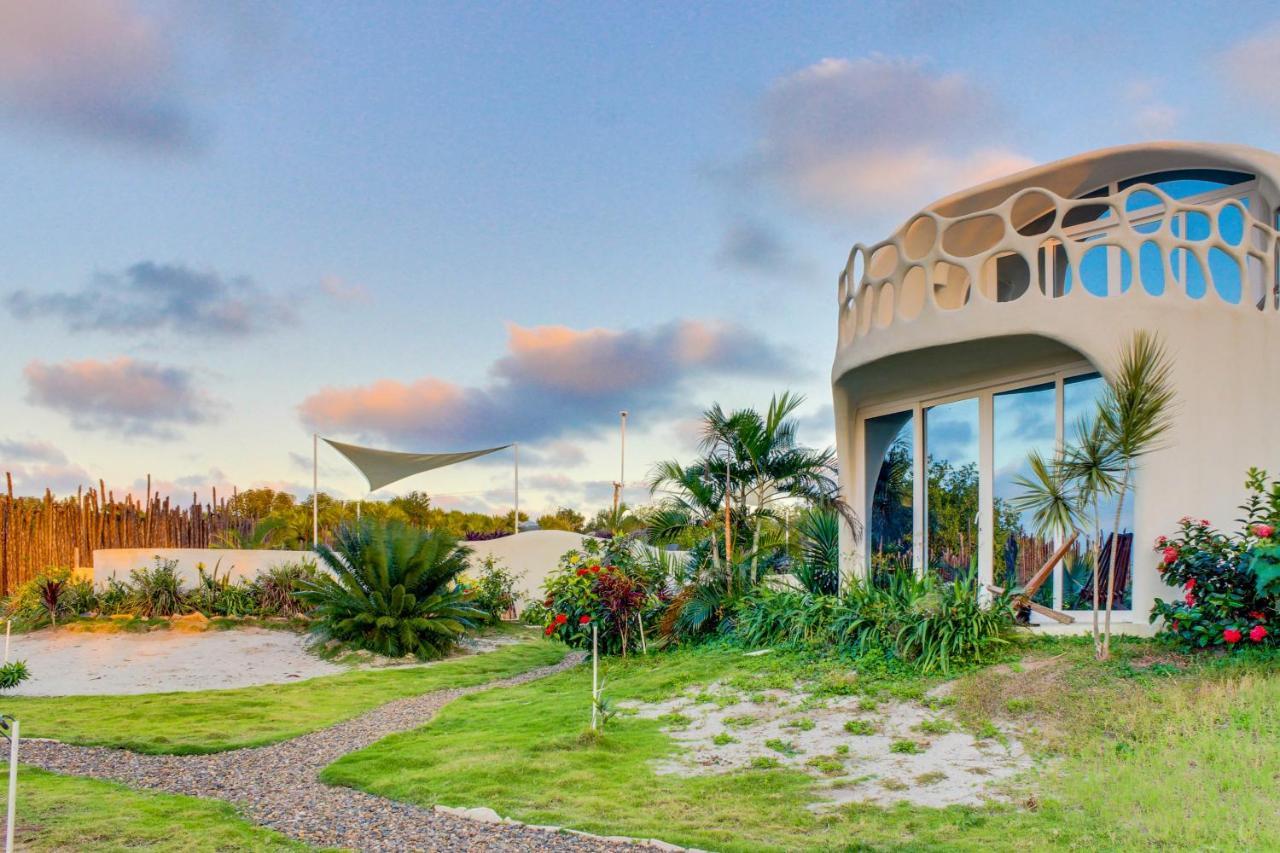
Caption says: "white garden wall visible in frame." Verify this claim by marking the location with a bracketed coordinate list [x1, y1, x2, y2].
[92, 548, 307, 587]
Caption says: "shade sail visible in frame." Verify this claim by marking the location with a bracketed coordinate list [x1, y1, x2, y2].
[323, 438, 511, 492]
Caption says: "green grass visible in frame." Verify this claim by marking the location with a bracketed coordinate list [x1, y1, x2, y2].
[6, 639, 566, 754]
[322, 639, 1280, 852]
[11, 766, 307, 851]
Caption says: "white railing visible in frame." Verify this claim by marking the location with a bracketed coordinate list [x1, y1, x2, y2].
[838, 182, 1280, 346]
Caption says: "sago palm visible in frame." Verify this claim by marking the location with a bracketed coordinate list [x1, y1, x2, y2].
[297, 520, 482, 659]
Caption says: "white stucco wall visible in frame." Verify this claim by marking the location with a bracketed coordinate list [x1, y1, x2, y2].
[463, 530, 594, 602]
[93, 548, 307, 586]
[832, 141, 1280, 623]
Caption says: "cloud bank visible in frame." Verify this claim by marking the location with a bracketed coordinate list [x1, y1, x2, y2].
[299, 319, 800, 448]
[24, 357, 217, 438]
[8, 261, 295, 337]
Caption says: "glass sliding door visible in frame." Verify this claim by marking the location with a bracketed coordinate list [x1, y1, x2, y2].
[1062, 372, 1134, 610]
[993, 382, 1056, 606]
[865, 410, 914, 579]
[924, 398, 979, 581]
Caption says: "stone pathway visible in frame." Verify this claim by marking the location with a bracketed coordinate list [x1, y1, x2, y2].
[22, 652, 639, 852]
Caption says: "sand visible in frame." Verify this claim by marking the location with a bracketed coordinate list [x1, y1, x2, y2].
[620, 680, 1030, 809]
[3, 627, 527, 696]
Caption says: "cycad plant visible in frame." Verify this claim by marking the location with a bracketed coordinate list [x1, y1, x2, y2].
[297, 520, 482, 659]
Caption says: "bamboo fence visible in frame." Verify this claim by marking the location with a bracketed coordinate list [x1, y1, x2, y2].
[0, 473, 256, 596]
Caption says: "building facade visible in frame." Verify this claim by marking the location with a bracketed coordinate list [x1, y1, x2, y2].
[832, 142, 1280, 624]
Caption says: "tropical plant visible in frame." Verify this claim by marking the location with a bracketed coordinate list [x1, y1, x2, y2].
[96, 576, 132, 616]
[793, 507, 841, 595]
[127, 558, 189, 617]
[38, 577, 66, 626]
[212, 517, 290, 550]
[297, 520, 481, 659]
[3, 567, 75, 628]
[252, 561, 316, 617]
[468, 556, 518, 621]
[540, 538, 663, 655]
[0, 660, 29, 690]
[1151, 468, 1280, 649]
[1094, 331, 1175, 657]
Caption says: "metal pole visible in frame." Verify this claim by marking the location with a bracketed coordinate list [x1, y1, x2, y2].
[619, 410, 627, 493]
[312, 434, 319, 547]
[591, 624, 599, 730]
[513, 443, 520, 535]
[6, 719, 17, 853]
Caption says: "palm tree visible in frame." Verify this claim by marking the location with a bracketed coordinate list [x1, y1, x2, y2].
[1057, 417, 1122, 653]
[647, 458, 728, 573]
[1095, 331, 1175, 658]
[697, 392, 856, 583]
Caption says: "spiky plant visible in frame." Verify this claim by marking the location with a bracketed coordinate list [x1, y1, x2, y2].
[297, 520, 482, 659]
[1095, 330, 1175, 657]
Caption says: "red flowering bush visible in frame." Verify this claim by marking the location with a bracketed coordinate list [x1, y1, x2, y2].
[539, 537, 666, 655]
[1151, 468, 1280, 650]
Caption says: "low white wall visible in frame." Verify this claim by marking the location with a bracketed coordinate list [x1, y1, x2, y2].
[464, 530, 591, 602]
[93, 548, 308, 587]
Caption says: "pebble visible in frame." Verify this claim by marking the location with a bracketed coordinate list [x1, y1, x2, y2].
[22, 652, 668, 852]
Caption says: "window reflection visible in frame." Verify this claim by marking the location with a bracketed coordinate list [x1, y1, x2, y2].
[925, 398, 979, 581]
[994, 383, 1056, 607]
[867, 412, 914, 578]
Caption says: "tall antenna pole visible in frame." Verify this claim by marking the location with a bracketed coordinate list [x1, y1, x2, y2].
[312, 433, 319, 547]
[613, 410, 628, 513]
[513, 443, 520, 535]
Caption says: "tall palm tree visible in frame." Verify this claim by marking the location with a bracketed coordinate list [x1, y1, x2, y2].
[647, 458, 728, 573]
[1095, 331, 1175, 658]
[697, 392, 856, 582]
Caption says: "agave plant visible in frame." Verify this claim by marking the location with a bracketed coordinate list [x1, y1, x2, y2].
[297, 520, 482, 659]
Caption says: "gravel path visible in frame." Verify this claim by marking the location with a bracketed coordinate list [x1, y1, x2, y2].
[22, 652, 638, 851]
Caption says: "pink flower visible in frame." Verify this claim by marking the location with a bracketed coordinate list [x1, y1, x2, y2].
[1184, 578, 1196, 592]
[1223, 628, 1242, 644]
[1250, 625, 1268, 643]
[1253, 523, 1276, 539]
[1184, 593, 1195, 606]
[1200, 519, 1211, 527]
[1162, 547, 1179, 565]
[1154, 535, 1168, 548]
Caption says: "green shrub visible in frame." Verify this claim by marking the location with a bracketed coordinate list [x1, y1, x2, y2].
[3, 567, 77, 628]
[467, 556, 518, 621]
[127, 559, 189, 617]
[0, 660, 29, 690]
[252, 561, 316, 617]
[844, 719, 875, 735]
[96, 576, 131, 616]
[540, 537, 663, 655]
[297, 520, 482, 659]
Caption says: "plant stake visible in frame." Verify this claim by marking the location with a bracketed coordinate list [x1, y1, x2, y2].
[3, 716, 17, 853]
[591, 624, 599, 730]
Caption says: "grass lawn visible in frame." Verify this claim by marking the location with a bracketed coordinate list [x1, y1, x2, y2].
[323, 638, 1280, 852]
[11, 765, 309, 851]
[5, 635, 565, 754]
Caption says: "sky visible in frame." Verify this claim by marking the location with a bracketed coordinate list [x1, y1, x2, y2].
[2, 1, 1279, 517]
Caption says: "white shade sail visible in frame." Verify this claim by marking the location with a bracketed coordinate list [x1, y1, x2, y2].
[322, 438, 511, 492]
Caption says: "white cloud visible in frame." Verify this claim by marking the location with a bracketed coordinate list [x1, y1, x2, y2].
[1216, 22, 1280, 112]
[745, 55, 1034, 222]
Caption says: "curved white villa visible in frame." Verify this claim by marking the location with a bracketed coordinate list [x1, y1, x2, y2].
[833, 142, 1280, 625]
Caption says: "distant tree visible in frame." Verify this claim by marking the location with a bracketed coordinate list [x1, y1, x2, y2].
[537, 506, 585, 532]
[389, 491, 434, 527]
[227, 488, 296, 519]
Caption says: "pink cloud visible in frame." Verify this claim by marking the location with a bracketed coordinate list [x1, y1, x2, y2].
[24, 356, 217, 438]
[0, 0, 195, 149]
[299, 319, 798, 449]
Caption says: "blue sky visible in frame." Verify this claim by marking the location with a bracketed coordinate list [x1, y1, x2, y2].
[2, 1, 1278, 515]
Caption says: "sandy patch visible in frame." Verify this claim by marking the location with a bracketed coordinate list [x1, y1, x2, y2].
[621, 682, 1029, 809]
[5, 628, 528, 696]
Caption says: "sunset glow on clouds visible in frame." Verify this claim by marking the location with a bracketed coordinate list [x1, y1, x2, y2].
[1, 3, 1278, 512]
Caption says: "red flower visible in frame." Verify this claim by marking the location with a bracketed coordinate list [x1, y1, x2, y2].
[579, 615, 591, 625]
[1253, 523, 1276, 539]
[1249, 611, 1266, 621]
[1184, 593, 1195, 606]
[1223, 628, 1243, 644]
[554, 613, 568, 625]
[1184, 578, 1196, 591]
[544, 624, 555, 636]
[576, 568, 589, 576]
[1200, 519, 1211, 527]
[1162, 547, 1178, 565]
[1250, 625, 1268, 643]
[590, 566, 601, 573]
[1172, 620, 1180, 632]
